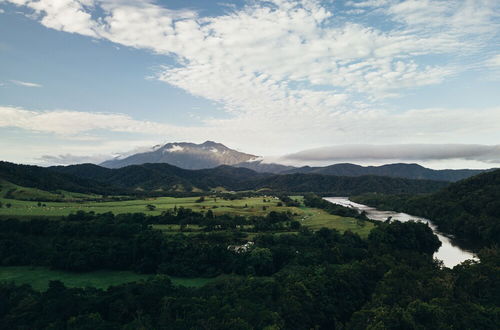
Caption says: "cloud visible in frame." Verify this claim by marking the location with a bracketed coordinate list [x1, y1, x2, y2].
[37, 153, 111, 165]
[0, 106, 186, 135]
[486, 54, 500, 67]
[3, 104, 500, 160]
[283, 144, 500, 164]
[2, 1, 500, 165]
[6, 0, 498, 114]
[10, 80, 42, 87]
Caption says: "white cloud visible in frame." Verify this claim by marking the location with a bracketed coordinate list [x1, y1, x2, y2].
[2, 105, 500, 163]
[6, 0, 497, 113]
[283, 144, 500, 164]
[2, 1, 499, 165]
[0, 106, 180, 135]
[10, 79, 42, 87]
[486, 54, 500, 67]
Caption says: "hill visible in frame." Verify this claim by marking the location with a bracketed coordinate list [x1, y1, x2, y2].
[246, 173, 448, 195]
[51, 162, 447, 194]
[234, 160, 296, 173]
[0, 161, 116, 195]
[282, 163, 487, 182]
[100, 141, 259, 169]
[1, 161, 449, 196]
[352, 169, 500, 247]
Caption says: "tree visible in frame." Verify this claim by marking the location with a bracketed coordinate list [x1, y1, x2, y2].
[6, 203, 12, 208]
[146, 204, 156, 211]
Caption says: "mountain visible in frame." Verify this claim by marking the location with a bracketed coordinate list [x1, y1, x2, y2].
[352, 169, 500, 247]
[282, 163, 487, 182]
[51, 162, 448, 195]
[234, 160, 296, 173]
[52, 163, 268, 192]
[0, 161, 116, 195]
[0, 161, 448, 196]
[99, 142, 488, 181]
[249, 173, 449, 195]
[100, 141, 259, 169]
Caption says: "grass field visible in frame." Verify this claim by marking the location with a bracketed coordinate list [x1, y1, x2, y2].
[0, 195, 287, 217]
[0, 193, 374, 236]
[0, 266, 214, 291]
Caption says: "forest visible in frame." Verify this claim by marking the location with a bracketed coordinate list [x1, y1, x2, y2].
[0, 166, 499, 329]
[0, 211, 498, 329]
[352, 169, 500, 247]
[0, 161, 449, 195]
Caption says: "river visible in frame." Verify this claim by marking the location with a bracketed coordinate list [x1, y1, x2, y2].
[324, 197, 477, 268]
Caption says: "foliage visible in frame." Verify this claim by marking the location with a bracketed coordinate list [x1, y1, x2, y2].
[352, 169, 500, 247]
[1, 161, 448, 196]
[0, 218, 497, 329]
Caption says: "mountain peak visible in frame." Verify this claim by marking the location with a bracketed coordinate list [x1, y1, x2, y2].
[100, 141, 259, 169]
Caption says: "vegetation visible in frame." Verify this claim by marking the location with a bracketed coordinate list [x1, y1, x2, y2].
[0, 162, 497, 329]
[352, 169, 500, 248]
[1, 217, 498, 329]
[0, 194, 374, 236]
[1, 161, 448, 195]
[0, 266, 213, 291]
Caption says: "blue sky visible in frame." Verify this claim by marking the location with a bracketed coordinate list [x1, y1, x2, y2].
[0, 0, 499, 168]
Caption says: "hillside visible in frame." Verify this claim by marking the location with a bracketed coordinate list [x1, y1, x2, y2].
[0, 161, 116, 195]
[352, 169, 500, 247]
[100, 141, 259, 169]
[0, 161, 449, 196]
[246, 173, 448, 195]
[282, 163, 487, 182]
[51, 162, 448, 194]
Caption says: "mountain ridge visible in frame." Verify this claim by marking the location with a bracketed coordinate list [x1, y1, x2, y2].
[280, 162, 488, 182]
[99, 141, 490, 182]
[100, 141, 259, 169]
[0, 161, 448, 196]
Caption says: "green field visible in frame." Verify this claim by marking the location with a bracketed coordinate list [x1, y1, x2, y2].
[0, 195, 286, 217]
[0, 191, 374, 236]
[299, 208, 374, 237]
[0, 266, 214, 291]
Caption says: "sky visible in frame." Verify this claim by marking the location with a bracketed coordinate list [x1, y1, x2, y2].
[0, 0, 499, 169]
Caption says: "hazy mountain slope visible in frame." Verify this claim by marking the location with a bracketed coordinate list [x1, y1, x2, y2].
[51, 163, 269, 192]
[352, 169, 500, 246]
[247, 173, 449, 195]
[2, 161, 448, 196]
[55, 162, 448, 194]
[234, 160, 296, 173]
[100, 141, 259, 169]
[0, 161, 114, 195]
[282, 163, 487, 182]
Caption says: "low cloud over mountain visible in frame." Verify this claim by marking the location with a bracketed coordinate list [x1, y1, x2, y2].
[282, 144, 500, 166]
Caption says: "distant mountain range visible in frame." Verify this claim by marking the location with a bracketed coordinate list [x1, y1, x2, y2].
[0, 161, 448, 196]
[281, 163, 487, 182]
[99, 141, 489, 182]
[100, 141, 260, 170]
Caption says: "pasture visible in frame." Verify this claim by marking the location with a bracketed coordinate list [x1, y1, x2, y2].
[0, 196, 288, 217]
[0, 193, 374, 237]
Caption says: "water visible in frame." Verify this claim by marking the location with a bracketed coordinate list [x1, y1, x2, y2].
[324, 197, 477, 268]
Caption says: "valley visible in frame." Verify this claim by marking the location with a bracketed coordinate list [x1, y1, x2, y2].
[0, 160, 498, 329]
